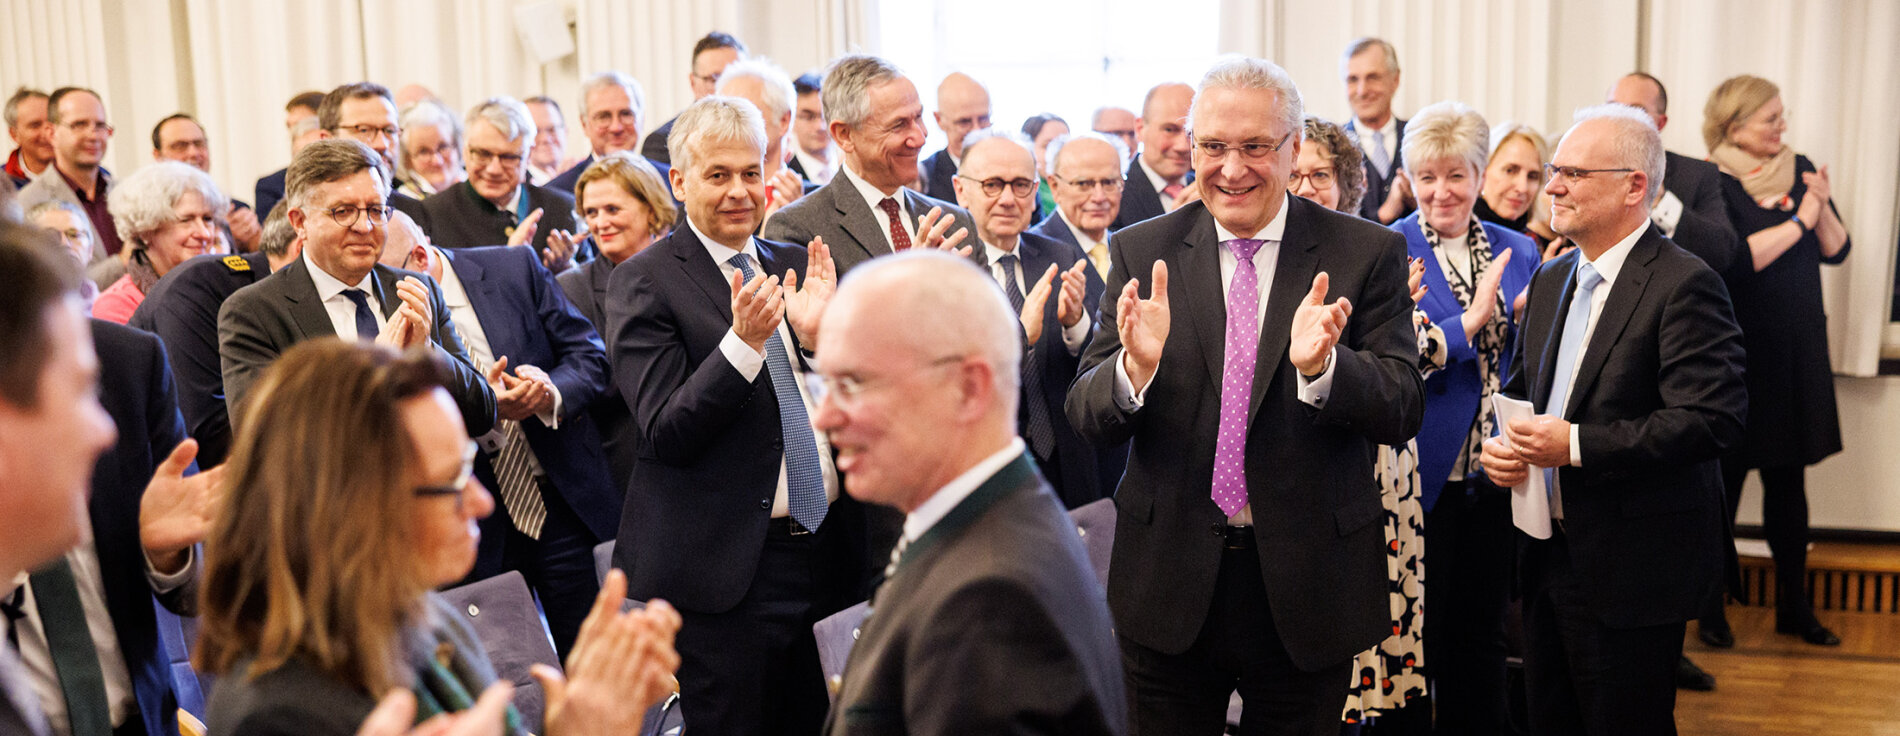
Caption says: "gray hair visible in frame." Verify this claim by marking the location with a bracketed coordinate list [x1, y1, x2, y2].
[25, 200, 99, 260]
[1045, 132, 1129, 179]
[1340, 37, 1401, 77]
[5, 87, 46, 128]
[107, 161, 228, 249]
[1570, 103, 1666, 204]
[822, 54, 906, 129]
[716, 58, 796, 121]
[579, 71, 645, 119]
[1400, 100, 1490, 178]
[1188, 56, 1304, 139]
[397, 99, 463, 184]
[667, 96, 768, 174]
[286, 138, 390, 210]
[465, 97, 536, 154]
[257, 202, 296, 259]
[289, 114, 320, 143]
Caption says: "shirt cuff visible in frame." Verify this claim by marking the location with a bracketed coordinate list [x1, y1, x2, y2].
[1112, 349, 1150, 411]
[144, 545, 195, 593]
[1295, 349, 1336, 408]
[1651, 190, 1684, 237]
[1569, 424, 1583, 467]
[1061, 314, 1091, 356]
[537, 384, 564, 429]
[720, 329, 765, 382]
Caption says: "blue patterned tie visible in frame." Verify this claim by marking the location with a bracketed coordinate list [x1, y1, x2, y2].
[1369, 130, 1391, 178]
[730, 253, 828, 531]
[340, 288, 380, 342]
[996, 254, 1057, 458]
[1542, 262, 1603, 507]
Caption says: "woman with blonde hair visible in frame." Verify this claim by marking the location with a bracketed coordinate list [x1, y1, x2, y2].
[1700, 74, 1851, 647]
[198, 339, 681, 735]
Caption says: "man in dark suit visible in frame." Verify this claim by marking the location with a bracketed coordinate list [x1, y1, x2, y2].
[545, 71, 673, 198]
[787, 72, 837, 186]
[1341, 37, 1412, 224]
[129, 203, 300, 467]
[150, 114, 262, 252]
[421, 97, 579, 269]
[1065, 58, 1423, 735]
[1479, 106, 1745, 736]
[918, 72, 991, 202]
[762, 55, 976, 275]
[1111, 82, 1195, 230]
[953, 130, 1109, 508]
[607, 96, 865, 736]
[390, 235, 618, 658]
[312, 83, 431, 233]
[1032, 132, 1127, 280]
[640, 31, 747, 166]
[217, 138, 495, 437]
[254, 91, 325, 218]
[0, 225, 118, 736]
[815, 251, 1125, 735]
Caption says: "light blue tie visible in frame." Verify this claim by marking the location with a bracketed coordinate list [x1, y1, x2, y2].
[730, 253, 828, 532]
[1542, 262, 1603, 501]
[1369, 129, 1391, 178]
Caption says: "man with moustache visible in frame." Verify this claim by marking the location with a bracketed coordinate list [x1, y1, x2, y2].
[1032, 132, 1129, 280]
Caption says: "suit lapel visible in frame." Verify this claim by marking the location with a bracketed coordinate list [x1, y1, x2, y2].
[672, 228, 735, 321]
[832, 180, 891, 262]
[1562, 228, 1659, 418]
[1252, 198, 1315, 422]
[442, 251, 516, 358]
[281, 259, 340, 339]
[1179, 210, 1227, 392]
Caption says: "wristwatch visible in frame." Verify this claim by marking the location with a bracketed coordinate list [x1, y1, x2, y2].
[1790, 214, 1810, 232]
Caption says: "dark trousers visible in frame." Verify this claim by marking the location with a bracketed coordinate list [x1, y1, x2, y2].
[467, 475, 601, 660]
[675, 526, 833, 736]
[1122, 546, 1351, 736]
[1720, 463, 1817, 623]
[1521, 530, 1683, 736]
[1422, 481, 1512, 735]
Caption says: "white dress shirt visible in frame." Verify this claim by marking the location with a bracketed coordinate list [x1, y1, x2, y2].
[304, 250, 386, 341]
[688, 219, 841, 517]
[901, 438, 1026, 546]
[839, 165, 917, 251]
[794, 147, 838, 185]
[1548, 221, 1645, 518]
[981, 239, 1090, 357]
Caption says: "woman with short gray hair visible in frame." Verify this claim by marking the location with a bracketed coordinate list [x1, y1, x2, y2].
[396, 99, 465, 199]
[94, 161, 229, 323]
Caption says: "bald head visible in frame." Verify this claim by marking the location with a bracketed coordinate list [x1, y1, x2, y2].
[1607, 73, 1668, 131]
[379, 209, 429, 268]
[934, 72, 993, 156]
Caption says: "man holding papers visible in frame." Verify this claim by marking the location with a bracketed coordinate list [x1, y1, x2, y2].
[1478, 105, 1745, 736]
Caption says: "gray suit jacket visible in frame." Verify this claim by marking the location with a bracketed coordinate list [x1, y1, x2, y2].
[825, 451, 1126, 735]
[216, 258, 497, 436]
[761, 174, 977, 275]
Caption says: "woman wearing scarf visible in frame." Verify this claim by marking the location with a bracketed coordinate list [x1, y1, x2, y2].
[1702, 74, 1851, 647]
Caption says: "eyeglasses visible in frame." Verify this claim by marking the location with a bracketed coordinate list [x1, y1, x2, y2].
[1192, 131, 1294, 160]
[47, 227, 92, 244]
[414, 441, 479, 509]
[812, 356, 965, 409]
[1052, 175, 1123, 193]
[313, 203, 394, 228]
[339, 123, 401, 142]
[956, 175, 1036, 199]
[63, 120, 113, 136]
[466, 148, 525, 168]
[1286, 169, 1335, 191]
[587, 109, 637, 127]
[1542, 164, 1635, 184]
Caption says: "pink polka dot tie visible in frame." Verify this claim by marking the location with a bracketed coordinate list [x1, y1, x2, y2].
[1212, 238, 1264, 518]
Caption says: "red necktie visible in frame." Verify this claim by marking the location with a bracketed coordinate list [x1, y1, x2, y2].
[877, 197, 912, 251]
[1162, 182, 1186, 201]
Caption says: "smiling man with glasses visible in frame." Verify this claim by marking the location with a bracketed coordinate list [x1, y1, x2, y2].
[312, 82, 434, 234]
[17, 87, 123, 258]
[420, 96, 580, 270]
[1034, 132, 1129, 280]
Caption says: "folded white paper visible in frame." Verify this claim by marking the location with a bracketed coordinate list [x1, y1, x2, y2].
[1491, 394, 1551, 539]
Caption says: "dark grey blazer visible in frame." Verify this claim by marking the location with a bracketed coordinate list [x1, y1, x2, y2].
[558, 255, 639, 491]
[1661, 151, 1747, 285]
[216, 258, 497, 436]
[825, 452, 1125, 735]
[760, 174, 977, 275]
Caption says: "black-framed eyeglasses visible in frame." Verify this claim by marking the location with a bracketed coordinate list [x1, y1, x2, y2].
[314, 203, 394, 228]
[466, 148, 525, 168]
[1542, 164, 1635, 184]
[1286, 169, 1336, 191]
[414, 440, 479, 507]
[338, 123, 401, 142]
[1052, 175, 1124, 193]
[957, 175, 1036, 199]
[1192, 131, 1294, 160]
[811, 355, 965, 409]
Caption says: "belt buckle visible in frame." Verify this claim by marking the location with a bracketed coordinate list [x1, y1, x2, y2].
[788, 519, 812, 536]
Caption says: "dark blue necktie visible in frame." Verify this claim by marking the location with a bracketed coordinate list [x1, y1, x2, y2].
[729, 253, 828, 531]
[997, 254, 1057, 458]
[340, 288, 379, 342]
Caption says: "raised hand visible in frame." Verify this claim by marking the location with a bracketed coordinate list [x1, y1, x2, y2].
[1540, 236, 1571, 263]
[1117, 260, 1171, 392]
[1019, 263, 1058, 345]
[139, 438, 226, 574]
[508, 208, 545, 247]
[1461, 248, 1512, 340]
[1055, 259, 1090, 328]
[761, 168, 806, 223]
[534, 571, 684, 736]
[512, 364, 558, 419]
[543, 229, 579, 273]
[1407, 257, 1428, 304]
[1798, 165, 1831, 223]
[784, 237, 836, 347]
[729, 267, 785, 353]
[485, 356, 542, 422]
[227, 203, 262, 251]
[916, 206, 971, 256]
[1289, 272, 1350, 377]
[376, 277, 434, 350]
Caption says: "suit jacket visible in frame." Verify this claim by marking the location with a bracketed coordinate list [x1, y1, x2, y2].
[604, 226, 870, 613]
[825, 451, 1126, 736]
[438, 246, 620, 553]
[217, 257, 497, 436]
[420, 181, 577, 258]
[761, 175, 978, 275]
[1065, 197, 1423, 670]
[1398, 215, 1538, 510]
[254, 167, 287, 220]
[1109, 154, 1192, 231]
[641, 116, 678, 165]
[129, 251, 272, 467]
[390, 191, 431, 234]
[558, 256, 639, 491]
[1662, 151, 1746, 286]
[918, 149, 958, 203]
[1502, 226, 1744, 627]
[88, 320, 200, 736]
[972, 232, 1114, 507]
[1345, 117, 1408, 223]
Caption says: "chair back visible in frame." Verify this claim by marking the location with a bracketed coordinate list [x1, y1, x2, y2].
[811, 601, 872, 705]
[438, 571, 560, 730]
[1068, 497, 1117, 587]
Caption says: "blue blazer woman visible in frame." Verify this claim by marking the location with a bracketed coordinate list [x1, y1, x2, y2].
[1395, 213, 1538, 511]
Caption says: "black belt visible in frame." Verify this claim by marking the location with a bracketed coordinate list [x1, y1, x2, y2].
[768, 516, 814, 536]
[1212, 524, 1255, 550]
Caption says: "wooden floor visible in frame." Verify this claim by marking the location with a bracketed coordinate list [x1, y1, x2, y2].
[1678, 604, 1900, 734]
